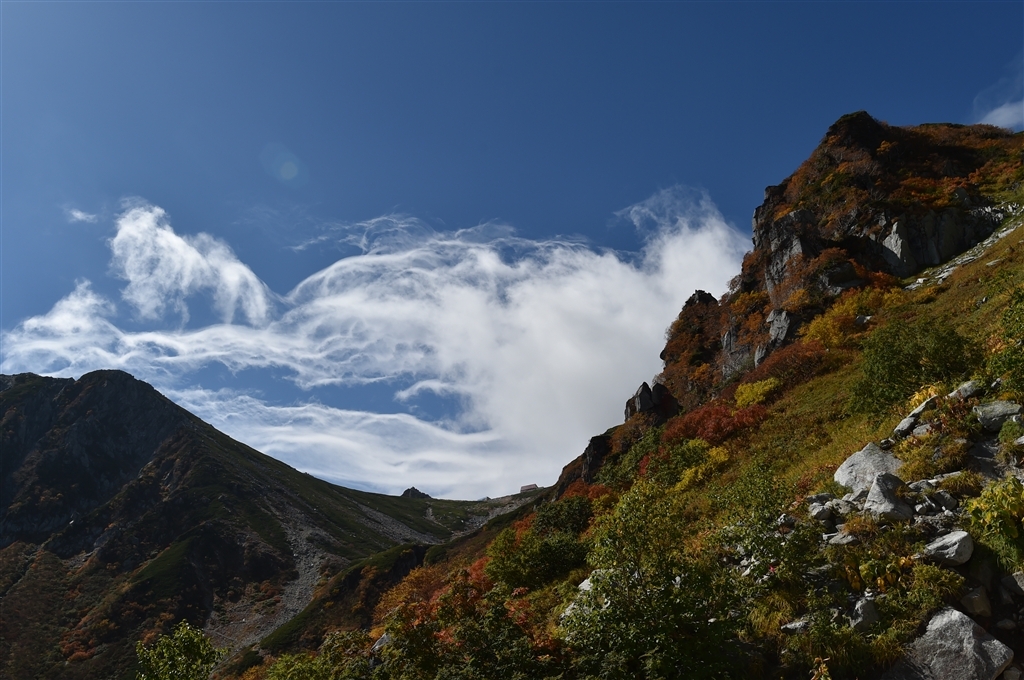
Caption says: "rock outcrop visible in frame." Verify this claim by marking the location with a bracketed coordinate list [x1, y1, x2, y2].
[655, 112, 1021, 414]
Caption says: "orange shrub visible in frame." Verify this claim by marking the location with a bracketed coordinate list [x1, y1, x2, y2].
[663, 402, 767, 446]
[742, 339, 830, 389]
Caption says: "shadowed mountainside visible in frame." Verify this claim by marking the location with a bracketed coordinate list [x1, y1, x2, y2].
[0, 370, 542, 679]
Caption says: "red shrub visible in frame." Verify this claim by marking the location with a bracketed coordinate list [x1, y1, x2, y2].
[560, 479, 613, 502]
[663, 402, 767, 446]
[742, 339, 830, 389]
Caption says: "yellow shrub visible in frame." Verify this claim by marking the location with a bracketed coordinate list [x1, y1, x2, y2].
[674, 446, 729, 492]
[735, 378, 782, 407]
[801, 287, 901, 350]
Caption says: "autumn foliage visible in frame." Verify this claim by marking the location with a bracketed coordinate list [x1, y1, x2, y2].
[662, 402, 767, 446]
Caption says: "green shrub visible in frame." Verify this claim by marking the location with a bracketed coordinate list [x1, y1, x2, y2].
[964, 475, 1024, 569]
[596, 426, 662, 489]
[852, 320, 981, 414]
[992, 288, 1024, 396]
[485, 526, 588, 590]
[561, 481, 741, 679]
[266, 630, 373, 680]
[644, 438, 715, 487]
[998, 419, 1024, 465]
[533, 495, 593, 537]
[136, 621, 223, 680]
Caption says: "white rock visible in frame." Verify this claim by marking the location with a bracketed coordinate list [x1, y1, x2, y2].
[895, 416, 918, 439]
[780, 619, 808, 634]
[948, 380, 982, 401]
[808, 503, 833, 521]
[834, 443, 903, 496]
[850, 597, 879, 632]
[910, 396, 938, 417]
[923, 531, 974, 566]
[864, 473, 914, 521]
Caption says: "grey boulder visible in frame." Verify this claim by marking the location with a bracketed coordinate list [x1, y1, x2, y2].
[922, 530, 974, 566]
[973, 402, 1022, 432]
[864, 473, 914, 521]
[895, 416, 919, 439]
[881, 608, 1013, 680]
[960, 587, 993, 618]
[835, 443, 903, 496]
[1000, 572, 1024, 596]
[948, 380, 982, 400]
[850, 597, 879, 632]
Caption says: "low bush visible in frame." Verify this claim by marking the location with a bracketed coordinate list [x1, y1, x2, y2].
[991, 288, 1024, 396]
[664, 402, 767, 446]
[851, 320, 981, 415]
[735, 378, 782, 407]
[562, 481, 742, 679]
[801, 287, 901, 350]
[136, 621, 223, 680]
[742, 339, 831, 390]
[486, 496, 594, 590]
[964, 475, 1024, 570]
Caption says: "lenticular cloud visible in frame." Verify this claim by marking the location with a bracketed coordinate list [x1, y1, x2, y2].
[2, 191, 748, 498]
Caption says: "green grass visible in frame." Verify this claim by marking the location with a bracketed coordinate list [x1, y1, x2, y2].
[132, 537, 196, 601]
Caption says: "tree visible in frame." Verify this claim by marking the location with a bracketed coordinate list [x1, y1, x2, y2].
[136, 621, 224, 680]
[265, 631, 373, 680]
[561, 481, 741, 679]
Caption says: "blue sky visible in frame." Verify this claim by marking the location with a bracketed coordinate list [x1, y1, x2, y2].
[2, 2, 1022, 498]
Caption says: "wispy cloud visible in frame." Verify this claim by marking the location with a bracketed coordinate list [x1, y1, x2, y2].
[3, 190, 747, 498]
[974, 52, 1024, 131]
[110, 201, 274, 325]
[65, 208, 98, 223]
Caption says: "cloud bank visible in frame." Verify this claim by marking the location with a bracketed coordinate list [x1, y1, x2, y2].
[2, 191, 748, 498]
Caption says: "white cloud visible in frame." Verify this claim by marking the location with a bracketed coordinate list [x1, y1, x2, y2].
[980, 100, 1024, 130]
[974, 53, 1024, 131]
[66, 208, 98, 223]
[2, 191, 748, 499]
[110, 202, 274, 325]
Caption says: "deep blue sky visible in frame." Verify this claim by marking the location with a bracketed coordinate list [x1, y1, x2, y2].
[2, 2, 1022, 497]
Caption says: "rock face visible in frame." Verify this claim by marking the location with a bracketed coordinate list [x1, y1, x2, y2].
[623, 381, 678, 422]
[581, 434, 612, 484]
[654, 113, 1021, 417]
[882, 608, 1013, 680]
[750, 113, 1012, 289]
[1, 371, 191, 545]
[834, 443, 903, 496]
